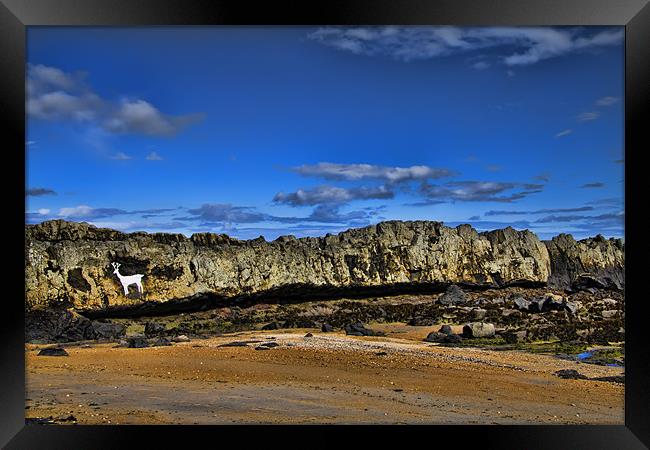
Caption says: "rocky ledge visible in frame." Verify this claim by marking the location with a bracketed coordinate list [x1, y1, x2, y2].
[26, 220, 624, 312]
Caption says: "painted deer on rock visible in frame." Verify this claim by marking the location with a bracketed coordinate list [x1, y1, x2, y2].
[111, 262, 144, 295]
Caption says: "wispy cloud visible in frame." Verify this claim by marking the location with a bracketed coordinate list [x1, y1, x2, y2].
[51, 205, 175, 221]
[415, 181, 544, 204]
[290, 162, 455, 184]
[308, 26, 623, 66]
[581, 182, 605, 188]
[146, 151, 164, 161]
[485, 206, 594, 216]
[555, 129, 572, 138]
[535, 212, 623, 224]
[533, 172, 551, 182]
[273, 185, 393, 206]
[111, 152, 132, 160]
[596, 96, 619, 106]
[26, 187, 57, 197]
[472, 61, 490, 70]
[27, 64, 204, 137]
[577, 111, 600, 122]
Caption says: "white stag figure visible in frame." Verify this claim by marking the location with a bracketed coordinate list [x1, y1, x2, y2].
[111, 262, 144, 295]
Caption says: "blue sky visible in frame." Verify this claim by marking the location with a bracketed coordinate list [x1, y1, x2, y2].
[26, 26, 624, 240]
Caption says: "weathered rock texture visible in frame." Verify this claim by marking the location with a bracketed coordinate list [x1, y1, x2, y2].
[544, 234, 625, 290]
[25, 220, 623, 312]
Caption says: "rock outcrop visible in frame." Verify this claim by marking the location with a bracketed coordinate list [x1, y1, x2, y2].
[25, 220, 623, 312]
[544, 234, 624, 290]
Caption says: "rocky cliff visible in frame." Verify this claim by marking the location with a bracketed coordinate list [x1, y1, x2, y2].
[25, 220, 624, 312]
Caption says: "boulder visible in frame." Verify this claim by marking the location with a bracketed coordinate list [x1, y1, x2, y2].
[601, 310, 618, 319]
[462, 322, 496, 338]
[513, 297, 531, 311]
[438, 285, 468, 305]
[424, 332, 462, 344]
[149, 337, 172, 347]
[321, 323, 334, 332]
[144, 322, 166, 337]
[91, 321, 126, 340]
[564, 301, 582, 315]
[171, 334, 190, 343]
[37, 347, 69, 356]
[471, 308, 487, 320]
[127, 337, 149, 348]
[438, 324, 453, 335]
[501, 330, 527, 344]
[344, 322, 384, 337]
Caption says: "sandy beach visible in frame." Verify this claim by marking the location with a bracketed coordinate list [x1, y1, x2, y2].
[25, 325, 624, 425]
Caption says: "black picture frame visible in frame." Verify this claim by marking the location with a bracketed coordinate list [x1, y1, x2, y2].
[2, 0, 648, 447]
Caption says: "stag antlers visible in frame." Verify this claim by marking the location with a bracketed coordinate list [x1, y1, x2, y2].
[111, 262, 121, 270]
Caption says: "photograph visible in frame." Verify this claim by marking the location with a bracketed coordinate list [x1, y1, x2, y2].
[24, 25, 626, 425]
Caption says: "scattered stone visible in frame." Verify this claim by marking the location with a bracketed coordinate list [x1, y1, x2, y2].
[490, 298, 505, 305]
[438, 285, 468, 305]
[424, 332, 448, 343]
[375, 351, 388, 356]
[171, 334, 190, 343]
[254, 346, 270, 351]
[438, 324, 453, 335]
[91, 321, 126, 340]
[424, 332, 462, 344]
[258, 342, 279, 348]
[80, 344, 92, 348]
[442, 334, 462, 344]
[501, 309, 518, 317]
[344, 322, 384, 337]
[601, 310, 618, 319]
[564, 301, 582, 315]
[321, 323, 334, 332]
[601, 298, 618, 307]
[144, 322, 166, 337]
[37, 347, 68, 357]
[555, 369, 588, 380]
[149, 337, 172, 347]
[471, 308, 487, 320]
[304, 332, 313, 337]
[218, 340, 260, 347]
[55, 414, 77, 423]
[501, 330, 527, 344]
[407, 316, 436, 326]
[462, 322, 495, 338]
[513, 297, 531, 311]
[127, 337, 149, 348]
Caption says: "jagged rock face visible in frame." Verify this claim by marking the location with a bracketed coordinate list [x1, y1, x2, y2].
[25, 219, 620, 312]
[544, 234, 625, 290]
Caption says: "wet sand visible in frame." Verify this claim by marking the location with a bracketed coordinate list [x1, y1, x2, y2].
[25, 326, 624, 425]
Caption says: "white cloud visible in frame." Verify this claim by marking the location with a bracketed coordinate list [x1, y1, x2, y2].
[577, 111, 600, 122]
[291, 162, 454, 183]
[555, 129, 573, 138]
[596, 96, 619, 106]
[58, 205, 95, 218]
[146, 151, 163, 161]
[308, 26, 623, 66]
[37, 208, 50, 215]
[273, 185, 393, 206]
[27, 64, 203, 137]
[111, 152, 132, 160]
